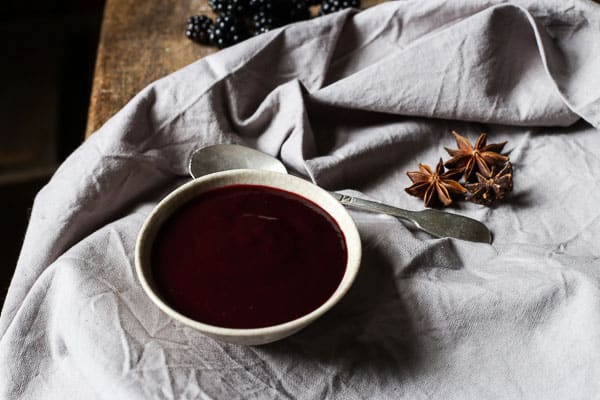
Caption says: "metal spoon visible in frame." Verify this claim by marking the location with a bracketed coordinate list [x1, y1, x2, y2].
[189, 144, 492, 243]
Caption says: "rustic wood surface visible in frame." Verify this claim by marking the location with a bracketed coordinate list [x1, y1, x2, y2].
[85, 0, 387, 138]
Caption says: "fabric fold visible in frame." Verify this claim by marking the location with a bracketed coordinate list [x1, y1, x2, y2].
[2, 1, 600, 398]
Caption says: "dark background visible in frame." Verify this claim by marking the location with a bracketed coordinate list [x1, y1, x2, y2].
[0, 0, 105, 306]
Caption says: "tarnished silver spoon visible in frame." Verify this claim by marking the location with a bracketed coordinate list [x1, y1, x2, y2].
[189, 144, 492, 243]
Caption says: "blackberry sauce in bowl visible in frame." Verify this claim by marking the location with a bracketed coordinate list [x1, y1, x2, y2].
[151, 184, 347, 329]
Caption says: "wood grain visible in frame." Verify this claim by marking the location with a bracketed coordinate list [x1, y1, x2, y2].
[85, 0, 386, 138]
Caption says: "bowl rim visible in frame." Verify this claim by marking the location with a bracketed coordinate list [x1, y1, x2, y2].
[135, 169, 362, 339]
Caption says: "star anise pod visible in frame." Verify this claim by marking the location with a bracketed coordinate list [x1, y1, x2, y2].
[444, 131, 509, 179]
[465, 162, 513, 206]
[405, 159, 466, 207]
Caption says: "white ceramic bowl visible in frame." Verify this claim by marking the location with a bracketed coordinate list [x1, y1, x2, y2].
[135, 169, 361, 345]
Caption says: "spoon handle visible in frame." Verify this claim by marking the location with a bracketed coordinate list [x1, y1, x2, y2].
[329, 192, 492, 243]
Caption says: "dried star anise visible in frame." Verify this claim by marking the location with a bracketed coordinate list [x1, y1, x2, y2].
[465, 162, 513, 206]
[405, 159, 466, 207]
[444, 131, 508, 179]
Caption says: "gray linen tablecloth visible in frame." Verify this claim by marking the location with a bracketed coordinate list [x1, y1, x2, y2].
[2, 0, 600, 398]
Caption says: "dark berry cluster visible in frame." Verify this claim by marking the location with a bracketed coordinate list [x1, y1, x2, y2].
[185, 15, 214, 45]
[321, 0, 360, 15]
[210, 15, 249, 48]
[186, 0, 361, 48]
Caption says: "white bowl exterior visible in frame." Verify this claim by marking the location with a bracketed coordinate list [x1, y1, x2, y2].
[135, 169, 361, 345]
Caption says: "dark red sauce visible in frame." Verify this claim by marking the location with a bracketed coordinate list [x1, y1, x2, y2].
[151, 184, 347, 329]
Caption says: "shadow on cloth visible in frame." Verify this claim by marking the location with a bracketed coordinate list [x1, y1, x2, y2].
[262, 242, 430, 377]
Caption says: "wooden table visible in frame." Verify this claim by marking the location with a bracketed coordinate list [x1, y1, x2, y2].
[85, 0, 386, 138]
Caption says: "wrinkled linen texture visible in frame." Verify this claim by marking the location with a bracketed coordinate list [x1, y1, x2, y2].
[2, 0, 600, 398]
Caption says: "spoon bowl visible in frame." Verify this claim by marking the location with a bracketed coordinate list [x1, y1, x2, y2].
[189, 144, 287, 178]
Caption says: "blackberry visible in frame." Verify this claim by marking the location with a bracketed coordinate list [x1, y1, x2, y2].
[210, 0, 251, 16]
[185, 15, 214, 45]
[249, 0, 274, 11]
[226, 0, 251, 16]
[320, 0, 360, 15]
[210, 15, 249, 48]
[251, 0, 310, 25]
[251, 10, 285, 35]
[187, 0, 348, 47]
[286, 0, 311, 22]
[208, 0, 228, 14]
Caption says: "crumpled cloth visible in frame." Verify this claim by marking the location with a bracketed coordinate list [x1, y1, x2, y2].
[2, 0, 600, 398]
